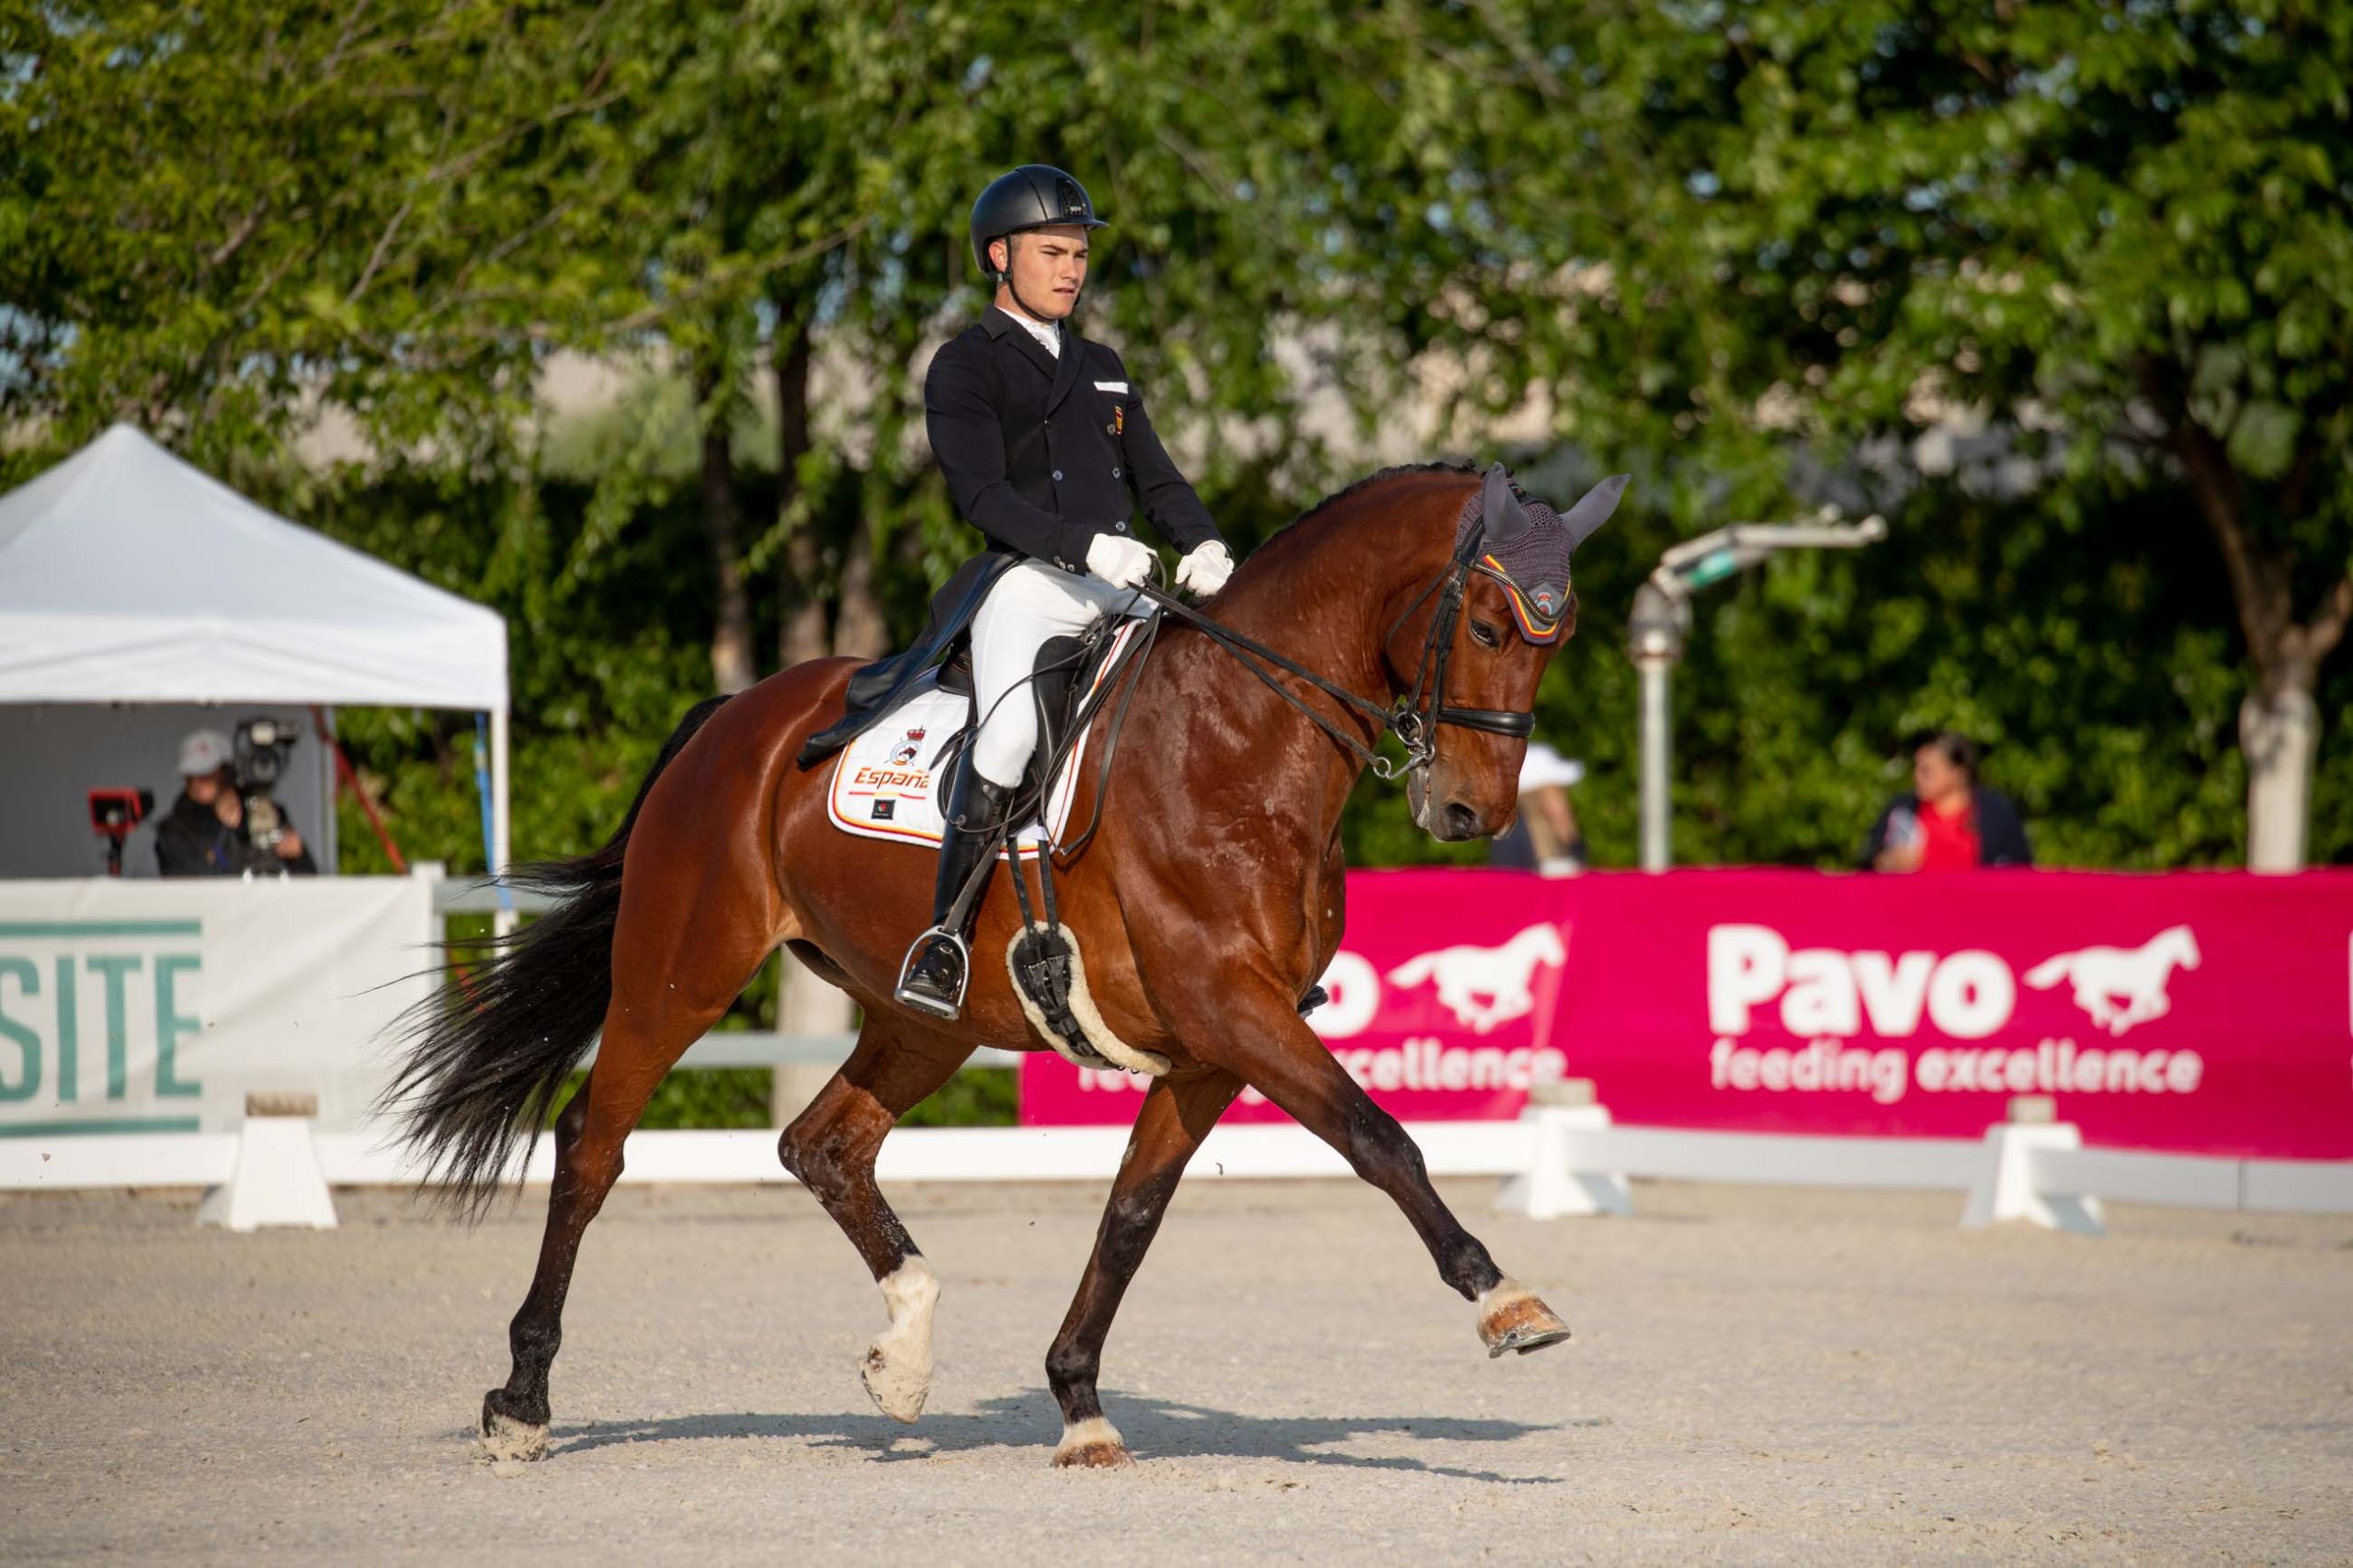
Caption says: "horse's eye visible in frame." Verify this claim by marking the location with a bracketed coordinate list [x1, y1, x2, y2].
[1469, 619, 1501, 649]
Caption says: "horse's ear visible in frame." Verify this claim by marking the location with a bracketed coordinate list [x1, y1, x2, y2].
[1481, 461, 1531, 541]
[1562, 473, 1631, 551]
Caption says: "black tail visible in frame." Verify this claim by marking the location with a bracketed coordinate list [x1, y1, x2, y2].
[382, 695, 733, 1218]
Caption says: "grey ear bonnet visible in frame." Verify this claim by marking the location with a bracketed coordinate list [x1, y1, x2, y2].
[1453, 463, 1629, 642]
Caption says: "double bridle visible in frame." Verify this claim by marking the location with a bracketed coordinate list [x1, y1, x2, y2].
[1134, 516, 1535, 783]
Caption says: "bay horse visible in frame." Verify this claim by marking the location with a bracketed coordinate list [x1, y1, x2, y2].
[389, 460, 1622, 1468]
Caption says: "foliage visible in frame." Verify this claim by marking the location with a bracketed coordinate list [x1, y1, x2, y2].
[8, 0, 2350, 899]
[0, 0, 631, 476]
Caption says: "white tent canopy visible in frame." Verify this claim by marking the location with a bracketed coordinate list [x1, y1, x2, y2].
[0, 424, 506, 709]
[0, 424, 509, 881]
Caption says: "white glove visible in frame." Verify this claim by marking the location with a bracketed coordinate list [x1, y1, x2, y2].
[1085, 532, 1154, 589]
[1175, 540, 1233, 597]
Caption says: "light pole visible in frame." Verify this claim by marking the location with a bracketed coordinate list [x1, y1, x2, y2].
[1627, 507, 1887, 871]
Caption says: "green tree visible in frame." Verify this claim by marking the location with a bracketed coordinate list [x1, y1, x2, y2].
[1525, 0, 2353, 868]
[0, 0, 633, 479]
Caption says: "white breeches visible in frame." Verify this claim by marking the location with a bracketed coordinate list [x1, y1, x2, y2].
[968, 560, 1151, 788]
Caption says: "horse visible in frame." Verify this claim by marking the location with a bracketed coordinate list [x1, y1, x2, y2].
[387, 460, 1623, 1469]
[2024, 924, 2201, 1037]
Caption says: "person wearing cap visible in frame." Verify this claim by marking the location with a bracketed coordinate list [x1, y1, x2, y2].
[154, 728, 316, 877]
[1488, 741, 1588, 875]
[874, 164, 1233, 1019]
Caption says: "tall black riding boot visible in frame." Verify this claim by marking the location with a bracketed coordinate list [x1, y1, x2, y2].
[894, 758, 1017, 1020]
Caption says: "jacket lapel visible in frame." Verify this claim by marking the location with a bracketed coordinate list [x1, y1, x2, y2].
[986, 307, 1059, 385]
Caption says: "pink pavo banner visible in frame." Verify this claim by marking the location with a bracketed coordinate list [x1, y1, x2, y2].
[1018, 868, 2353, 1160]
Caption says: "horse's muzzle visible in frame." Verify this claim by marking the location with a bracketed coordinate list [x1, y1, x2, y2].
[1409, 767, 1490, 842]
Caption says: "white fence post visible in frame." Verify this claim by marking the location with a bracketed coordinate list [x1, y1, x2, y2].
[1495, 1082, 1631, 1219]
[1960, 1097, 2104, 1235]
[196, 1094, 338, 1233]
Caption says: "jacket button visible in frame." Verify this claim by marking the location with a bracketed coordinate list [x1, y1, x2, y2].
[1111, 467, 1121, 478]
[1114, 521, 1129, 533]
[1106, 423, 1115, 435]
[1051, 469, 1063, 482]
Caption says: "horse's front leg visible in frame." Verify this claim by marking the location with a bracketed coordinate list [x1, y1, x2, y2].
[1045, 1068, 1242, 1467]
[1193, 985, 1573, 1358]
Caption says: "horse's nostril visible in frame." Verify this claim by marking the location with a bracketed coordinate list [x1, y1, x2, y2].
[1445, 802, 1480, 839]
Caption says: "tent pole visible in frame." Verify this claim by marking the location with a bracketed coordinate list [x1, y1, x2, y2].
[491, 705, 515, 937]
[319, 705, 340, 875]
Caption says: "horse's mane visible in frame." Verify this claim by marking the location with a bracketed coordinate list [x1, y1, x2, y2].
[1248, 460, 1477, 565]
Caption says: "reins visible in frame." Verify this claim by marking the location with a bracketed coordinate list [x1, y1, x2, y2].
[1029, 506, 1545, 866]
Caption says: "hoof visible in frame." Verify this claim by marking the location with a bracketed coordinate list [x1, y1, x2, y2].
[1477, 1278, 1573, 1359]
[860, 1259, 938, 1425]
[1051, 1416, 1134, 1470]
[479, 1397, 550, 1462]
[862, 1338, 930, 1425]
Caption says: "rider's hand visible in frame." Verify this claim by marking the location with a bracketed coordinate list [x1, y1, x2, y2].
[275, 830, 305, 860]
[1085, 532, 1154, 589]
[1175, 540, 1233, 598]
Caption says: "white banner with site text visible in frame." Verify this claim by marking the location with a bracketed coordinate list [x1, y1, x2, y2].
[0, 877, 434, 1138]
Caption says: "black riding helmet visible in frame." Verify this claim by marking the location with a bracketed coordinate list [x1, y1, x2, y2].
[969, 165, 1108, 281]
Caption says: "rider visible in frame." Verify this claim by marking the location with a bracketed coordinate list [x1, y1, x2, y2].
[894, 165, 1234, 1019]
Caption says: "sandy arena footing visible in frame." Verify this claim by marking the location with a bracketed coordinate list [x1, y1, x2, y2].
[2, 1177, 2347, 1565]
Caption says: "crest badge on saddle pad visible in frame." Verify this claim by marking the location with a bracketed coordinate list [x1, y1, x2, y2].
[1461, 462, 1630, 644]
[889, 727, 926, 767]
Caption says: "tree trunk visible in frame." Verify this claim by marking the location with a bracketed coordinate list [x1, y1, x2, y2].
[699, 367, 756, 695]
[2147, 358, 2348, 871]
[760, 310, 858, 1119]
[774, 314, 829, 667]
[831, 511, 889, 660]
[2242, 680, 2319, 872]
[769, 949, 858, 1126]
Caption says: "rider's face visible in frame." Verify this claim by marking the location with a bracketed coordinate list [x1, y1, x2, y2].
[995, 226, 1090, 320]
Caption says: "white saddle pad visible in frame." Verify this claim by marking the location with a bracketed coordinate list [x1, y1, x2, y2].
[825, 621, 1142, 858]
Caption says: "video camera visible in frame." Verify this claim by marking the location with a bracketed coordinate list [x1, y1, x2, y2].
[233, 716, 299, 851]
[86, 787, 154, 878]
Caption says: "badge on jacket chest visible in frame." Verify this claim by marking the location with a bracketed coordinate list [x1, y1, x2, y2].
[1111, 406, 1124, 437]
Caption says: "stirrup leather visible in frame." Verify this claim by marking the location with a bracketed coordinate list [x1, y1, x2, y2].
[894, 926, 972, 1019]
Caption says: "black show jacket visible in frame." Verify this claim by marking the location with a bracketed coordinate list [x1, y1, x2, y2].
[925, 308, 1222, 572]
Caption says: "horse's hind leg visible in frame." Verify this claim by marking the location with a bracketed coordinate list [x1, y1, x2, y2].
[471, 965, 743, 1449]
[1044, 1069, 1241, 1468]
[778, 1014, 972, 1423]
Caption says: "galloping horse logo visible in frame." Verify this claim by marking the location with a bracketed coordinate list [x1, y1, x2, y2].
[1386, 923, 1567, 1034]
[2023, 925, 2201, 1037]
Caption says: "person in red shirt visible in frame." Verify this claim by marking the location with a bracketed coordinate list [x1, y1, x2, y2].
[1861, 732, 2032, 871]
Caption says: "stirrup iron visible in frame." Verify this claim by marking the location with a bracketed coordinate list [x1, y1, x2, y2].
[894, 926, 972, 1019]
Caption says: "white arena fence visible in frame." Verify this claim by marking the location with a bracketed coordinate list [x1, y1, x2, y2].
[3, 869, 2347, 1233]
[6, 1053, 2349, 1235]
